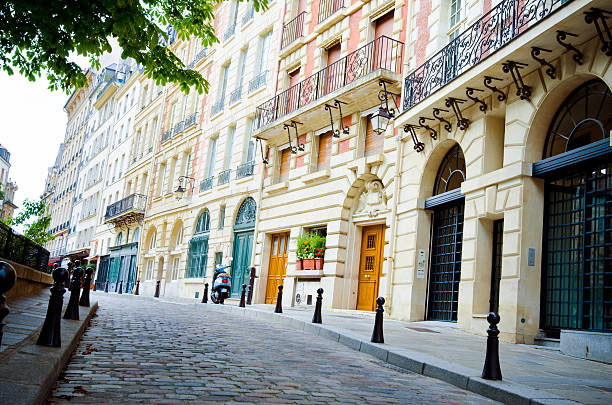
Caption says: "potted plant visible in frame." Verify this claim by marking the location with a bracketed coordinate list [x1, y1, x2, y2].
[296, 234, 307, 270]
[313, 235, 326, 270]
[301, 233, 316, 270]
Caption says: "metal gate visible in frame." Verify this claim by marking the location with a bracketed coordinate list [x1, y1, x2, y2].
[542, 160, 611, 332]
[427, 202, 464, 321]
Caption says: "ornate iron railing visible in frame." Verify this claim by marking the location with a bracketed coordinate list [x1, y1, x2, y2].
[236, 161, 255, 179]
[104, 194, 146, 221]
[255, 36, 403, 130]
[318, 0, 344, 24]
[403, 0, 574, 111]
[282, 12, 306, 49]
[199, 176, 214, 192]
[187, 48, 208, 68]
[184, 112, 198, 129]
[248, 70, 268, 93]
[161, 128, 173, 143]
[230, 86, 243, 104]
[0, 222, 51, 273]
[218, 169, 231, 185]
[211, 97, 225, 116]
[242, 5, 255, 26]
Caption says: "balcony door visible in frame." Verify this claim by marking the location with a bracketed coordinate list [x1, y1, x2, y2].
[324, 43, 342, 95]
[373, 10, 394, 70]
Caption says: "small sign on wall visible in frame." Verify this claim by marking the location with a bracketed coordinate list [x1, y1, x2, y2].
[417, 249, 426, 279]
[528, 248, 536, 266]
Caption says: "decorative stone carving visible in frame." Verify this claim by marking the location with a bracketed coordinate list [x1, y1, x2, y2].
[355, 180, 387, 217]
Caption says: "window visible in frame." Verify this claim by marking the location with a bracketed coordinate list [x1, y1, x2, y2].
[132, 227, 140, 243]
[225, 127, 235, 170]
[218, 64, 230, 104]
[245, 119, 256, 163]
[171, 257, 180, 280]
[148, 229, 157, 249]
[206, 137, 217, 177]
[186, 210, 210, 278]
[278, 148, 291, 182]
[257, 31, 272, 75]
[238, 48, 248, 88]
[170, 102, 178, 128]
[317, 131, 333, 170]
[219, 206, 226, 230]
[159, 163, 167, 196]
[146, 260, 154, 280]
[175, 225, 183, 246]
[449, 0, 462, 40]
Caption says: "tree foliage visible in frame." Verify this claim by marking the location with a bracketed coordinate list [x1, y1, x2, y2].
[0, 0, 268, 94]
[1, 199, 54, 246]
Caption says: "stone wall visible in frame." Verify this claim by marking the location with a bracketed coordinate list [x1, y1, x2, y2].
[1, 258, 53, 301]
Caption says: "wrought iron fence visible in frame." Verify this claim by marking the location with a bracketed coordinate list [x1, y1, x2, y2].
[218, 169, 231, 185]
[236, 161, 255, 179]
[318, 0, 344, 24]
[242, 5, 255, 26]
[211, 97, 225, 116]
[199, 176, 214, 192]
[403, 0, 573, 111]
[104, 194, 146, 221]
[0, 222, 51, 273]
[255, 36, 403, 129]
[230, 86, 243, 104]
[249, 70, 268, 93]
[282, 12, 306, 49]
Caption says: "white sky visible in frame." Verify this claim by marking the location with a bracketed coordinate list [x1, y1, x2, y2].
[0, 71, 68, 211]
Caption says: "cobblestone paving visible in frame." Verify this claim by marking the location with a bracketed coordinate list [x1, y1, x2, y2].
[47, 294, 499, 404]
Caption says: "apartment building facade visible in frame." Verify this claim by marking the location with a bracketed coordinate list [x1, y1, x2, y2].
[0, 145, 17, 220]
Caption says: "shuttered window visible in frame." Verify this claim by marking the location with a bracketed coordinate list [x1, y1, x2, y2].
[365, 117, 384, 156]
[279, 148, 291, 182]
[317, 131, 333, 170]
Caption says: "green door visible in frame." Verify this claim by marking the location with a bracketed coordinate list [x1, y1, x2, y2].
[230, 231, 253, 297]
[108, 257, 119, 291]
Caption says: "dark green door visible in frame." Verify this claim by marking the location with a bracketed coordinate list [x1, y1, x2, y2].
[108, 258, 119, 291]
[230, 231, 254, 297]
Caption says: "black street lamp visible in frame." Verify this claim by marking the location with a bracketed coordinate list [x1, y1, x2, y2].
[175, 176, 195, 200]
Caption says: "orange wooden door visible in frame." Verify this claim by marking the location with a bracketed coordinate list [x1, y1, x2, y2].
[356, 224, 385, 311]
[265, 233, 290, 304]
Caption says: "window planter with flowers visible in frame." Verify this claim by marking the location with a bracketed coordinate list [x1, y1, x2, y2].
[296, 233, 326, 270]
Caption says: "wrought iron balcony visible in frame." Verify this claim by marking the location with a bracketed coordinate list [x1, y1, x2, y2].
[199, 176, 214, 192]
[248, 70, 268, 94]
[255, 36, 403, 130]
[318, 0, 344, 24]
[242, 5, 254, 26]
[218, 169, 231, 185]
[403, 0, 574, 111]
[104, 193, 146, 224]
[184, 111, 198, 129]
[187, 48, 208, 69]
[236, 161, 254, 179]
[282, 12, 306, 49]
[224, 25, 236, 41]
[211, 97, 225, 116]
[230, 86, 243, 104]
[161, 128, 173, 143]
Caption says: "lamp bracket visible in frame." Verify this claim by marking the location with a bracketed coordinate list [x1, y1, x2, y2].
[283, 123, 296, 154]
[418, 117, 438, 140]
[444, 98, 470, 131]
[483, 76, 506, 102]
[502, 60, 531, 100]
[465, 87, 488, 113]
[257, 138, 269, 165]
[324, 104, 340, 138]
[584, 8, 612, 56]
[403, 125, 425, 153]
[177, 176, 195, 192]
[378, 80, 399, 117]
[290, 120, 304, 151]
[333, 99, 350, 136]
[556, 31, 583, 65]
[531, 47, 556, 79]
[432, 108, 452, 132]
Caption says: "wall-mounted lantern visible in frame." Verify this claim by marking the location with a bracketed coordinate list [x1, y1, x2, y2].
[175, 176, 195, 200]
[371, 80, 399, 134]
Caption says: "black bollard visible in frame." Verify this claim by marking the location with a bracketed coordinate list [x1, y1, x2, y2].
[37, 267, 69, 347]
[202, 283, 208, 303]
[482, 312, 503, 380]
[274, 285, 283, 313]
[64, 267, 84, 320]
[118, 280, 123, 294]
[79, 267, 93, 307]
[154, 280, 160, 298]
[246, 267, 255, 305]
[371, 297, 385, 344]
[312, 288, 323, 324]
[134, 280, 140, 295]
[104, 280, 109, 293]
[0, 262, 17, 347]
[239, 284, 247, 307]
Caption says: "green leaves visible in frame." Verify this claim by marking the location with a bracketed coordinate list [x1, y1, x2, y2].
[3, 198, 54, 246]
[0, 0, 268, 94]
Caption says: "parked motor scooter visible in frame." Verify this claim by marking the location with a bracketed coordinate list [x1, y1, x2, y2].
[211, 264, 232, 304]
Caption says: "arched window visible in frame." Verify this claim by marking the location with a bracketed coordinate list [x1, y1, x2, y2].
[186, 210, 210, 278]
[433, 144, 466, 196]
[148, 229, 157, 249]
[132, 227, 140, 243]
[115, 232, 123, 246]
[543, 79, 612, 159]
[194, 210, 210, 234]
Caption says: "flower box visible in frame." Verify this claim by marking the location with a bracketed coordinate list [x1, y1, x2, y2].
[302, 258, 315, 270]
[296, 259, 303, 270]
[314, 258, 324, 270]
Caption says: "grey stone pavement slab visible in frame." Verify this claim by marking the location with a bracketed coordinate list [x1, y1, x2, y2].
[47, 293, 501, 404]
[145, 294, 610, 405]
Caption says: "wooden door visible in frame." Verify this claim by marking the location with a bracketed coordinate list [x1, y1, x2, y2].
[356, 224, 385, 311]
[265, 233, 290, 304]
[374, 10, 395, 70]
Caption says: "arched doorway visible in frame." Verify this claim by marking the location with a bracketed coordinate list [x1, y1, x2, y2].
[230, 197, 256, 297]
[536, 79, 612, 333]
[186, 210, 210, 279]
[425, 144, 466, 321]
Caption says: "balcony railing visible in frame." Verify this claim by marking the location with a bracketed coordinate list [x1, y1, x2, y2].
[184, 111, 198, 129]
[218, 169, 231, 185]
[104, 194, 146, 221]
[403, 0, 573, 111]
[248, 70, 268, 94]
[224, 25, 236, 41]
[242, 5, 254, 26]
[161, 112, 198, 143]
[211, 97, 225, 116]
[161, 128, 173, 143]
[236, 161, 254, 179]
[199, 176, 214, 192]
[187, 48, 208, 69]
[318, 0, 344, 24]
[255, 36, 403, 130]
[282, 12, 306, 49]
[230, 86, 243, 104]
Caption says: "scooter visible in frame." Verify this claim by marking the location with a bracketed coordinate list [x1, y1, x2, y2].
[210, 264, 232, 304]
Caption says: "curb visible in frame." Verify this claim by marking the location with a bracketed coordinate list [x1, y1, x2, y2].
[0, 302, 98, 405]
[194, 302, 583, 405]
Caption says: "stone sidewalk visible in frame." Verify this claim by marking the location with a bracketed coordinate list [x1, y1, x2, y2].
[141, 293, 611, 405]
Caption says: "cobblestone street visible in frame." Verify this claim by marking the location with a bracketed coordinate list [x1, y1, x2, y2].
[47, 294, 499, 404]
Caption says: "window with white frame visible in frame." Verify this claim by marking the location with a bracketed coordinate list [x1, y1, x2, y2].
[171, 257, 180, 280]
[449, 0, 462, 41]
